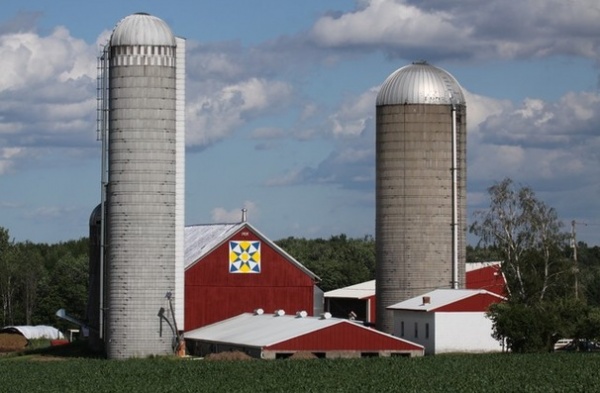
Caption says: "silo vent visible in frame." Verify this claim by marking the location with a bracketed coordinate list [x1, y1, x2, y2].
[422, 296, 431, 305]
[254, 308, 264, 315]
[274, 309, 285, 317]
[320, 312, 332, 320]
[296, 311, 308, 318]
[241, 208, 247, 222]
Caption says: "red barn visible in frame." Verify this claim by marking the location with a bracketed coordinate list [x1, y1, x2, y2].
[185, 310, 424, 359]
[466, 261, 506, 296]
[324, 261, 506, 325]
[184, 221, 321, 331]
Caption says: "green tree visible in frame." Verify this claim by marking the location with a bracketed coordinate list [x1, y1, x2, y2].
[275, 234, 375, 292]
[0, 227, 19, 326]
[14, 242, 46, 325]
[36, 252, 88, 330]
[470, 178, 578, 352]
[471, 178, 571, 303]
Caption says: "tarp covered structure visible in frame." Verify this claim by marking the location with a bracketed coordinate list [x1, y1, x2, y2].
[0, 325, 64, 340]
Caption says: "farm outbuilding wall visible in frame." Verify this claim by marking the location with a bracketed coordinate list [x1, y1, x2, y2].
[184, 222, 321, 331]
[392, 311, 503, 355]
[389, 289, 504, 355]
[185, 312, 424, 359]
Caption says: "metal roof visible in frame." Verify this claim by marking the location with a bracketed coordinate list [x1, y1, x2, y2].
[376, 61, 465, 106]
[184, 222, 320, 281]
[324, 279, 375, 299]
[184, 311, 421, 350]
[110, 12, 176, 47]
[466, 261, 502, 272]
[387, 289, 504, 312]
[184, 223, 243, 268]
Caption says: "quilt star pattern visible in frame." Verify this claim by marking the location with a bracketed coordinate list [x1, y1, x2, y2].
[229, 240, 261, 273]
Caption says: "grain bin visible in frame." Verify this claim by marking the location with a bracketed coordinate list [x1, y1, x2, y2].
[375, 61, 467, 333]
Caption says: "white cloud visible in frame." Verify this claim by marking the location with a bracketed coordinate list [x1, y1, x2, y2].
[468, 89, 600, 196]
[311, 0, 465, 48]
[186, 78, 294, 146]
[0, 25, 98, 173]
[309, 0, 600, 61]
[0, 147, 24, 174]
[328, 87, 377, 138]
[464, 90, 512, 138]
[0, 26, 95, 92]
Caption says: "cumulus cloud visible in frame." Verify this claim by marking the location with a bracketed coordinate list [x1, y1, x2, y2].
[309, 0, 600, 61]
[469, 90, 600, 204]
[0, 26, 95, 92]
[186, 78, 294, 147]
[0, 23, 97, 173]
[312, 0, 466, 49]
[328, 87, 378, 138]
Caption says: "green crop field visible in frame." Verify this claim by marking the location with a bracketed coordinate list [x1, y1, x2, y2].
[1, 351, 598, 392]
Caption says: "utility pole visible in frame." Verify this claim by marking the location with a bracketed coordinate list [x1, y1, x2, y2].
[571, 220, 578, 299]
[571, 220, 590, 299]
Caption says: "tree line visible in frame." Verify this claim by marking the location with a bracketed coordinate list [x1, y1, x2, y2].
[0, 229, 88, 332]
[1, 178, 599, 353]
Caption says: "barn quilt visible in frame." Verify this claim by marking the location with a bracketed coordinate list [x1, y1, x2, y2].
[229, 241, 261, 273]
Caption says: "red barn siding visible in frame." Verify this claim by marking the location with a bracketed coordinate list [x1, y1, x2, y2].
[434, 293, 503, 312]
[466, 265, 506, 296]
[185, 227, 316, 331]
[185, 286, 313, 329]
[265, 322, 421, 351]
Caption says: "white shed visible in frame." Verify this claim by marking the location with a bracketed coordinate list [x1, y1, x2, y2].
[387, 289, 505, 355]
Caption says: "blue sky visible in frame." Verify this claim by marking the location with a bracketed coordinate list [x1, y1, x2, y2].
[0, 0, 599, 246]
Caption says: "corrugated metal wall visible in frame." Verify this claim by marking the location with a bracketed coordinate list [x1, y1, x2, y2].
[265, 322, 422, 352]
[105, 45, 177, 359]
[375, 103, 467, 333]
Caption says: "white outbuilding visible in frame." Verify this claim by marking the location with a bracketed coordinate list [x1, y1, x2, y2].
[387, 289, 505, 355]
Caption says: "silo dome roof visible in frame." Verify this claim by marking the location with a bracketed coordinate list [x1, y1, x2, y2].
[376, 61, 465, 106]
[110, 12, 175, 46]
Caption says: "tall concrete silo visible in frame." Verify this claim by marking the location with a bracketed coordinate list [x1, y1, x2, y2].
[98, 13, 185, 359]
[375, 61, 467, 333]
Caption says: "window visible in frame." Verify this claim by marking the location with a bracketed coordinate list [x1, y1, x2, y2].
[400, 321, 405, 337]
[425, 323, 430, 339]
[414, 322, 418, 338]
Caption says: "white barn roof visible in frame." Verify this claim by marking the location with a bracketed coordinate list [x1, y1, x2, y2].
[387, 289, 505, 312]
[185, 311, 419, 350]
[324, 280, 375, 299]
[186, 312, 342, 347]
